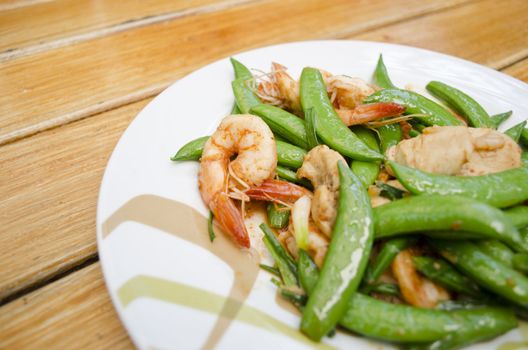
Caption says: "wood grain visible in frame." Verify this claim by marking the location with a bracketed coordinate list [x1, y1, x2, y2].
[353, 0, 528, 69]
[0, 0, 470, 146]
[0, 263, 133, 350]
[0, 0, 255, 59]
[0, 98, 151, 302]
[503, 59, 528, 83]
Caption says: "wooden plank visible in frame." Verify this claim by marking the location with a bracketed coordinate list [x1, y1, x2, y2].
[0, 98, 151, 302]
[0, 263, 133, 350]
[353, 0, 528, 69]
[0, 0, 470, 146]
[502, 59, 528, 83]
[0, 0, 255, 59]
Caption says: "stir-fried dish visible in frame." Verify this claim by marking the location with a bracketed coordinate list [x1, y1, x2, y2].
[172, 54, 528, 349]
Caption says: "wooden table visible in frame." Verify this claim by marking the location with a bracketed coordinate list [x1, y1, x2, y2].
[0, 0, 527, 348]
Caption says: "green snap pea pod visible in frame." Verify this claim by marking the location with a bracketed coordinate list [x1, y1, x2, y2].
[304, 107, 320, 149]
[298, 250, 319, 293]
[301, 161, 374, 341]
[266, 203, 290, 229]
[504, 206, 528, 228]
[412, 256, 482, 297]
[364, 88, 464, 126]
[377, 123, 402, 154]
[513, 254, 528, 274]
[521, 127, 528, 146]
[276, 140, 306, 169]
[260, 223, 297, 287]
[475, 240, 514, 267]
[297, 250, 516, 344]
[490, 110, 512, 129]
[276, 165, 313, 189]
[350, 126, 381, 188]
[505, 120, 527, 143]
[231, 103, 241, 114]
[171, 136, 209, 161]
[364, 237, 416, 285]
[232, 78, 261, 114]
[431, 240, 528, 306]
[388, 160, 528, 208]
[426, 81, 493, 128]
[373, 54, 397, 89]
[230, 57, 252, 80]
[408, 129, 420, 138]
[405, 309, 517, 350]
[172, 136, 306, 170]
[300, 67, 383, 161]
[230, 58, 253, 114]
[250, 104, 308, 149]
[373, 195, 526, 252]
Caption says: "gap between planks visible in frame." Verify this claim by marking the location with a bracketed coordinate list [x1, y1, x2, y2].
[0, 0, 481, 147]
[0, 0, 53, 12]
[0, 0, 260, 61]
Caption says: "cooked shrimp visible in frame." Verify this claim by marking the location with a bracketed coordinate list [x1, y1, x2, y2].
[199, 114, 276, 248]
[386, 126, 522, 176]
[257, 63, 404, 124]
[392, 248, 450, 308]
[256, 62, 302, 115]
[297, 145, 346, 237]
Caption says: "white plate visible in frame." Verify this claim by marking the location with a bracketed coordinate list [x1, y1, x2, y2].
[96, 40, 528, 350]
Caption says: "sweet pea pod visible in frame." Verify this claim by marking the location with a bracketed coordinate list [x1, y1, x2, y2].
[426, 81, 493, 128]
[513, 254, 528, 274]
[505, 120, 527, 143]
[490, 110, 512, 129]
[297, 251, 516, 344]
[301, 161, 374, 341]
[505, 205, 528, 229]
[230, 58, 253, 114]
[260, 223, 297, 286]
[373, 54, 396, 89]
[231, 104, 241, 114]
[230, 57, 252, 80]
[377, 123, 402, 154]
[350, 126, 381, 188]
[300, 67, 383, 161]
[364, 237, 416, 285]
[276, 166, 312, 189]
[171, 136, 209, 161]
[412, 256, 482, 297]
[304, 107, 320, 149]
[172, 136, 306, 170]
[408, 129, 420, 138]
[431, 240, 528, 306]
[267, 203, 290, 229]
[250, 104, 308, 149]
[364, 88, 464, 126]
[389, 160, 528, 208]
[373, 195, 526, 252]
[521, 127, 528, 146]
[232, 78, 261, 113]
[405, 309, 517, 350]
[475, 240, 514, 267]
[362, 283, 399, 296]
[276, 140, 306, 169]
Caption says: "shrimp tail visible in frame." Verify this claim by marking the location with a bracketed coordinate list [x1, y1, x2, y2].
[211, 192, 250, 248]
[245, 179, 312, 204]
[339, 102, 405, 126]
